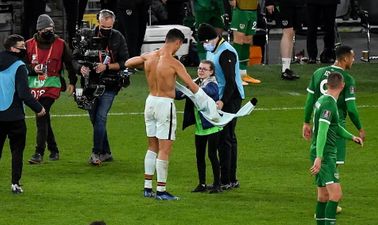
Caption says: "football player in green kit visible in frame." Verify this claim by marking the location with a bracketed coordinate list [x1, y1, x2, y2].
[229, 0, 261, 84]
[303, 46, 366, 214]
[309, 72, 363, 225]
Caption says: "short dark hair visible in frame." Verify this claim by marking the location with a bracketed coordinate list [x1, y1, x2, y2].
[3, 34, 24, 50]
[327, 72, 344, 89]
[335, 45, 353, 60]
[165, 28, 185, 43]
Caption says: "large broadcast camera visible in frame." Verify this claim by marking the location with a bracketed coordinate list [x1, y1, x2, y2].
[72, 28, 132, 110]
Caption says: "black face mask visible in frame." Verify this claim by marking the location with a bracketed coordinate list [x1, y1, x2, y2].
[10, 48, 26, 59]
[15, 48, 27, 58]
[41, 30, 54, 40]
[100, 29, 112, 37]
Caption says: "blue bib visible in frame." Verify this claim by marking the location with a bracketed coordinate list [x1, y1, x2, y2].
[0, 60, 25, 111]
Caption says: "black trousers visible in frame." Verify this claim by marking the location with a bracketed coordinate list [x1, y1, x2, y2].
[116, 1, 151, 57]
[62, 0, 88, 48]
[35, 97, 58, 155]
[0, 120, 26, 185]
[219, 97, 242, 185]
[22, 0, 46, 39]
[195, 132, 220, 186]
[306, 3, 337, 59]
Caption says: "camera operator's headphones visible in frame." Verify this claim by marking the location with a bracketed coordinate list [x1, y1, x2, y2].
[96, 9, 116, 21]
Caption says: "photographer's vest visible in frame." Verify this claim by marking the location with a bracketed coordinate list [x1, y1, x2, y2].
[26, 38, 64, 100]
[237, 0, 258, 10]
[0, 60, 24, 111]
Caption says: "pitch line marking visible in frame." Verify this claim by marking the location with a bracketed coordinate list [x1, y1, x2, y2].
[25, 105, 377, 119]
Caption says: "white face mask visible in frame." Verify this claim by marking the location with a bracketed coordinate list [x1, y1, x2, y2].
[203, 42, 215, 52]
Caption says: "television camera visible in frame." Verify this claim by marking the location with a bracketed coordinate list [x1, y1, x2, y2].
[72, 28, 133, 110]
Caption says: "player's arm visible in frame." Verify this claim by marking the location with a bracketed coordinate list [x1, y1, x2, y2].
[303, 93, 315, 140]
[174, 60, 199, 93]
[303, 81, 316, 140]
[311, 120, 329, 175]
[346, 100, 365, 140]
[125, 55, 145, 70]
[316, 120, 330, 159]
[337, 124, 364, 146]
[344, 77, 365, 140]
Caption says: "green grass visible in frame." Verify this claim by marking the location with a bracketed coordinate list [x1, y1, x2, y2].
[0, 63, 377, 225]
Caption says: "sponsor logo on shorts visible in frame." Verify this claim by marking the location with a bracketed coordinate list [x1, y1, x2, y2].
[334, 172, 339, 179]
[239, 24, 246, 29]
[282, 20, 288, 26]
[126, 9, 132, 16]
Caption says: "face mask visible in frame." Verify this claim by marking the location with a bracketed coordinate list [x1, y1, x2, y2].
[15, 48, 27, 58]
[41, 30, 54, 40]
[203, 42, 215, 52]
[100, 29, 112, 37]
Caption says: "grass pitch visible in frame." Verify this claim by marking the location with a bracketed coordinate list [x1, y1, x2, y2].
[0, 63, 377, 225]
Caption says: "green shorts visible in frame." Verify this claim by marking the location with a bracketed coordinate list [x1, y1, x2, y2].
[314, 157, 340, 187]
[336, 121, 346, 164]
[230, 8, 257, 35]
[195, 10, 225, 30]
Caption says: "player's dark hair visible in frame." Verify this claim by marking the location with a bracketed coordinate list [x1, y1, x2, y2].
[335, 45, 353, 60]
[165, 28, 185, 43]
[327, 72, 344, 89]
[3, 34, 24, 50]
[200, 60, 215, 76]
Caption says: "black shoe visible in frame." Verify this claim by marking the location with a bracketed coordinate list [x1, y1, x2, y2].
[192, 184, 207, 192]
[99, 153, 113, 162]
[221, 183, 232, 190]
[231, 181, 240, 188]
[156, 191, 180, 200]
[28, 153, 42, 164]
[209, 185, 222, 194]
[11, 184, 23, 194]
[281, 69, 299, 80]
[307, 57, 317, 64]
[49, 152, 59, 161]
[144, 188, 156, 198]
[206, 184, 214, 190]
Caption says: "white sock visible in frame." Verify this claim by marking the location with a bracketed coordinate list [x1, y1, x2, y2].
[156, 159, 168, 192]
[282, 58, 291, 72]
[240, 69, 247, 76]
[144, 150, 157, 189]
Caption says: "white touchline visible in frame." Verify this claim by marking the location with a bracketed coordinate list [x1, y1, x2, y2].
[25, 105, 378, 119]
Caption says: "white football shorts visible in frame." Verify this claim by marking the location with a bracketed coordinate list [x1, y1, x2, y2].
[144, 95, 176, 140]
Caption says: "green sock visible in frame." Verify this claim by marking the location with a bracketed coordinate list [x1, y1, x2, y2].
[315, 201, 327, 225]
[232, 43, 246, 70]
[325, 201, 338, 225]
[239, 44, 250, 71]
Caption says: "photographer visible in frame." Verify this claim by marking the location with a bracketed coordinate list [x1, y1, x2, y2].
[26, 14, 77, 164]
[73, 9, 129, 165]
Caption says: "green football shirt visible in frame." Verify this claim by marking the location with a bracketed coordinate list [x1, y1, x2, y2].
[310, 94, 340, 161]
[306, 65, 356, 121]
